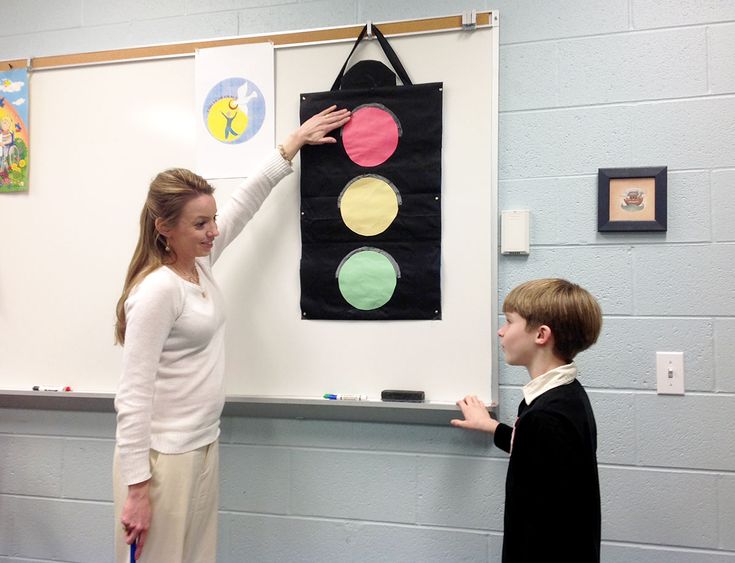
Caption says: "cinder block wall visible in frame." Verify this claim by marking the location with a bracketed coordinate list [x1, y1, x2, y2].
[1, 1, 734, 562]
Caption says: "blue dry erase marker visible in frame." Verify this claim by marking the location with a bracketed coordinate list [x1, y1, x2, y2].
[130, 540, 136, 562]
[323, 393, 368, 401]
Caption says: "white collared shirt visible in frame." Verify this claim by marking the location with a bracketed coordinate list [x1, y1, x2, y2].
[522, 362, 578, 405]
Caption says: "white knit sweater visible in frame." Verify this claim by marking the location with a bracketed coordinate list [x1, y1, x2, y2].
[115, 151, 292, 485]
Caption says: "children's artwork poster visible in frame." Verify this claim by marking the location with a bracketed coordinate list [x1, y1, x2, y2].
[0, 67, 29, 193]
[195, 43, 274, 179]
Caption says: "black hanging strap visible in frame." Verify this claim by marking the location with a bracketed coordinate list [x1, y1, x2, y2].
[330, 23, 412, 91]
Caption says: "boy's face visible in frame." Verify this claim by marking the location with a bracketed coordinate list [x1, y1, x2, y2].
[498, 311, 538, 366]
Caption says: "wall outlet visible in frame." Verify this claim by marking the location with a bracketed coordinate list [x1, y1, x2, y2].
[656, 352, 684, 395]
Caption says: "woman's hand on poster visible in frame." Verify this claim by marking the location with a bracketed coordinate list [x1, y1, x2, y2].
[280, 105, 351, 160]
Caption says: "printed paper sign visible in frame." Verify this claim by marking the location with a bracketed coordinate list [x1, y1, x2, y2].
[195, 43, 274, 179]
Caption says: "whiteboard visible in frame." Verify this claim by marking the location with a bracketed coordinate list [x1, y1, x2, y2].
[0, 25, 498, 404]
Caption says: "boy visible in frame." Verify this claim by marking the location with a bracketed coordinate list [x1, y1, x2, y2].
[1, 116, 14, 171]
[452, 278, 603, 562]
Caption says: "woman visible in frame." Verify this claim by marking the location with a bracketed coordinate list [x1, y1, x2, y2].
[113, 105, 350, 562]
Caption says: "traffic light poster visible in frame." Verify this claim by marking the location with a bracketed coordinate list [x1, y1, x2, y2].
[0, 67, 29, 193]
[299, 82, 442, 320]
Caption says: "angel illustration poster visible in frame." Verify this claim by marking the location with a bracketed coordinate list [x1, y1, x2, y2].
[195, 43, 274, 179]
[0, 67, 29, 193]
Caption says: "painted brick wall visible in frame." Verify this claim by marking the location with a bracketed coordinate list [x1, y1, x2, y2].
[1, 1, 734, 562]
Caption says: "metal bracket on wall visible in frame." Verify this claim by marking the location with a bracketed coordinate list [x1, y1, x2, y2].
[462, 9, 477, 30]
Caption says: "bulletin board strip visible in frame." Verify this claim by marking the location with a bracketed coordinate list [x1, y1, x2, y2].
[0, 12, 494, 72]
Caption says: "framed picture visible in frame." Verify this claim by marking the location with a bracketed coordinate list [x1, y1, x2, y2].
[598, 166, 667, 232]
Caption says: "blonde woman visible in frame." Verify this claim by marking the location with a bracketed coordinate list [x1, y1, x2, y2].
[113, 106, 350, 562]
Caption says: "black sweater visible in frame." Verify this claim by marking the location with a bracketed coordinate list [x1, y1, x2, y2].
[494, 380, 600, 563]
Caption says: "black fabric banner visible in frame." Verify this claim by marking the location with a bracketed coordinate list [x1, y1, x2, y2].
[299, 25, 442, 320]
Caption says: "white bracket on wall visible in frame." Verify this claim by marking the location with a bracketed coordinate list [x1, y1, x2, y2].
[462, 10, 477, 30]
[500, 210, 530, 255]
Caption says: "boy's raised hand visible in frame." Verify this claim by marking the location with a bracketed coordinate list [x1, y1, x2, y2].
[451, 395, 499, 434]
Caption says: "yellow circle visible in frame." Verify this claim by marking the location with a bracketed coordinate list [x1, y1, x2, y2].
[339, 176, 399, 236]
[206, 98, 248, 143]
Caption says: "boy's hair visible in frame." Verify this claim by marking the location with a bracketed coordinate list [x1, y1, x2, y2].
[503, 278, 602, 363]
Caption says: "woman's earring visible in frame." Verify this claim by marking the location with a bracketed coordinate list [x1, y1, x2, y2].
[158, 233, 170, 252]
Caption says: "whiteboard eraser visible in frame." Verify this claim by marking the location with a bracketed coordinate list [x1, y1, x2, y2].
[500, 209, 530, 255]
[381, 390, 425, 402]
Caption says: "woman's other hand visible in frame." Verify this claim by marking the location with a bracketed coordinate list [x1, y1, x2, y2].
[121, 480, 152, 559]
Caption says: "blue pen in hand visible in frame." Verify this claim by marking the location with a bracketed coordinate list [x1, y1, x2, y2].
[130, 540, 136, 562]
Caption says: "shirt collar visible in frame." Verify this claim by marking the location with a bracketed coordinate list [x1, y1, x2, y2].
[522, 362, 577, 405]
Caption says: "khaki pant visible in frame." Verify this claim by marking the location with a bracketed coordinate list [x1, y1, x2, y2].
[113, 441, 219, 563]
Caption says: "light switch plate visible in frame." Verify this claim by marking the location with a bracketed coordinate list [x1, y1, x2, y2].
[656, 351, 684, 395]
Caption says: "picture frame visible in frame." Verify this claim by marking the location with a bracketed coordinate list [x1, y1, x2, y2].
[598, 166, 667, 232]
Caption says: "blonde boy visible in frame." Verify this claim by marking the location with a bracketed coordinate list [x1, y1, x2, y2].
[452, 278, 603, 563]
[1, 117, 14, 169]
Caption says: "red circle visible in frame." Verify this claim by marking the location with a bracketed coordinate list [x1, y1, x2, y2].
[342, 106, 399, 167]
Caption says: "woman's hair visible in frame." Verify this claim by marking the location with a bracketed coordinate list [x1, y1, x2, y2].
[114, 168, 214, 345]
[503, 278, 603, 363]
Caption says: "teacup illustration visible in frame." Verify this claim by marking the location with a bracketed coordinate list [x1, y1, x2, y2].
[623, 189, 644, 207]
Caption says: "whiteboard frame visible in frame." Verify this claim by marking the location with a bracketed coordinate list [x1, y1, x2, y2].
[0, 14, 499, 419]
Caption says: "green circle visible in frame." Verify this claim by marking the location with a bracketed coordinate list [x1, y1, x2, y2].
[337, 249, 398, 310]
